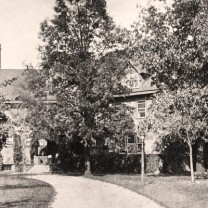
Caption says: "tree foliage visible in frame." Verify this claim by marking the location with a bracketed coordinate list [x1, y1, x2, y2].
[156, 133, 190, 173]
[39, 0, 127, 68]
[0, 112, 8, 150]
[0, 80, 15, 151]
[13, 134, 23, 166]
[150, 87, 208, 181]
[22, 0, 134, 168]
[132, 0, 208, 181]
[132, 0, 208, 90]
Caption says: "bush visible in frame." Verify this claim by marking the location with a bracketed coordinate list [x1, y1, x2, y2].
[59, 153, 85, 173]
[145, 154, 162, 173]
[56, 148, 162, 174]
[162, 153, 189, 174]
[57, 152, 163, 174]
[155, 134, 189, 174]
[90, 153, 141, 174]
[13, 134, 23, 172]
[15, 164, 23, 172]
[30, 133, 39, 159]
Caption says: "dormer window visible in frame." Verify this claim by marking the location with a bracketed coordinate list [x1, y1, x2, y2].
[129, 77, 139, 88]
[6, 137, 13, 145]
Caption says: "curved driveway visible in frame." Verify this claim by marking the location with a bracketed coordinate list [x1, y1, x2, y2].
[29, 175, 163, 208]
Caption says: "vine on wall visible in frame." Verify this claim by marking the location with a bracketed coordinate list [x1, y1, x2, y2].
[13, 134, 23, 172]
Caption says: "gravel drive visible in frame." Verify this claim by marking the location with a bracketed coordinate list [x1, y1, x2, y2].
[28, 175, 164, 208]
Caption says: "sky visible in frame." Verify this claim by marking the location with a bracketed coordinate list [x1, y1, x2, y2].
[0, 0, 149, 69]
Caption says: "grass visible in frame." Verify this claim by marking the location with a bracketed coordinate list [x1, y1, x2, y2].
[0, 174, 55, 208]
[87, 174, 208, 208]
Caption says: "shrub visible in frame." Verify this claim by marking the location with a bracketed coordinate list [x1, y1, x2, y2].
[145, 154, 162, 173]
[90, 153, 141, 174]
[0, 132, 7, 150]
[13, 134, 23, 172]
[15, 164, 23, 172]
[30, 134, 39, 159]
[155, 134, 189, 174]
[56, 149, 162, 174]
[59, 153, 85, 173]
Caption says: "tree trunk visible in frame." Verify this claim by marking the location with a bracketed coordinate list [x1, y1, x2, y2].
[188, 142, 195, 183]
[84, 144, 91, 177]
[141, 136, 145, 184]
[0, 152, 3, 171]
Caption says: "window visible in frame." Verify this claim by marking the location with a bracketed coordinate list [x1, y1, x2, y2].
[25, 138, 31, 146]
[113, 103, 122, 110]
[6, 137, 13, 145]
[127, 134, 135, 143]
[126, 134, 141, 154]
[113, 103, 126, 109]
[138, 101, 146, 118]
[129, 78, 138, 88]
[137, 144, 142, 152]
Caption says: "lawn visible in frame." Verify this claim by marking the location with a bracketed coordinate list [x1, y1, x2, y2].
[0, 174, 55, 208]
[88, 174, 208, 208]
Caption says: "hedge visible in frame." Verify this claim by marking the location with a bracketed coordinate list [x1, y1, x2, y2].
[56, 152, 162, 174]
[90, 153, 141, 174]
[58, 154, 85, 173]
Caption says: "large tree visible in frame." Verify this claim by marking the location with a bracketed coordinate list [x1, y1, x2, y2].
[24, 0, 133, 174]
[132, 0, 208, 182]
[132, 0, 208, 90]
[151, 87, 208, 182]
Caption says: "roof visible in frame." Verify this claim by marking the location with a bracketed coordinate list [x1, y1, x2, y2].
[114, 89, 157, 98]
[0, 69, 25, 82]
[0, 69, 25, 100]
[121, 61, 157, 97]
[131, 77, 157, 93]
[0, 65, 157, 102]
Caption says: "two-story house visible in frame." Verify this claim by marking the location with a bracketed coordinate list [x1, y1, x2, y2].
[1, 66, 205, 173]
[110, 63, 158, 155]
[0, 65, 158, 169]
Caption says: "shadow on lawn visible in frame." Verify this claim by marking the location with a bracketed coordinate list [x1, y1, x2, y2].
[51, 171, 85, 176]
[0, 174, 55, 208]
[0, 183, 50, 190]
[90, 171, 191, 177]
[0, 199, 30, 208]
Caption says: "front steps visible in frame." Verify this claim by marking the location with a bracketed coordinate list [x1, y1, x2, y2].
[27, 165, 50, 174]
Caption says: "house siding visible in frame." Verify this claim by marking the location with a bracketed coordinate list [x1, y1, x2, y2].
[119, 98, 157, 154]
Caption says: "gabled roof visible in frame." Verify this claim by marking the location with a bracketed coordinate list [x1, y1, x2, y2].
[124, 62, 157, 96]
[0, 69, 24, 82]
[0, 69, 57, 102]
[0, 64, 157, 102]
[0, 69, 25, 100]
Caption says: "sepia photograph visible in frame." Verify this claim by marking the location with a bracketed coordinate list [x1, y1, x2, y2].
[0, 0, 207, 207]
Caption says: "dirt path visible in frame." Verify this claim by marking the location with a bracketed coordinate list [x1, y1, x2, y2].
[28, 175, 163, 208]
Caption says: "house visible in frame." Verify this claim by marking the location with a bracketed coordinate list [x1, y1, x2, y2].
[112, 63, 158, 155]
[0, 66, 206, 173]
[0, 66, 158, 167]
[110, 63, 208, 173]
